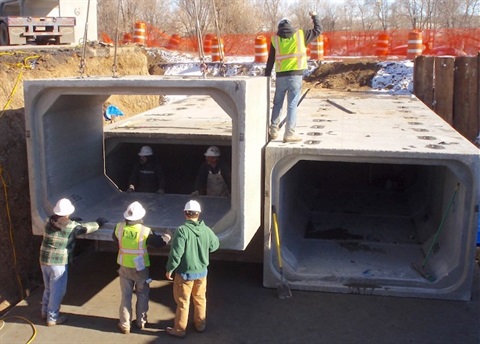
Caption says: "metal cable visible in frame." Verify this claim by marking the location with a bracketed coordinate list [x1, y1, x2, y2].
[193, 0, 207, 78]
[78, 0, 92, 78]
[112, 0, 122, 78]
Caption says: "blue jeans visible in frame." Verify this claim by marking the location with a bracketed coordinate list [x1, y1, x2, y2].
[41, 264, 68, 322]
[270, 75, 303, 135]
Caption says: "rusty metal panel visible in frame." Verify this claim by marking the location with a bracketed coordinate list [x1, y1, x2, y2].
[454, 56, 478, 142]
[414, 55, 434, 109]
[434, 57, 455, 125]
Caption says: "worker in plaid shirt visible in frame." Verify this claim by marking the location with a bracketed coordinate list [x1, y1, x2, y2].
[39, 198, 107, 326]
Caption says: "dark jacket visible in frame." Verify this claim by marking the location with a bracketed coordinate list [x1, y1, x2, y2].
[129, 156, 165, 193]
[265, 15, 322, 77]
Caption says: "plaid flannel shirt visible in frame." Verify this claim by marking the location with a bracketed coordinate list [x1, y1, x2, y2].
[39, 217, 99, 265]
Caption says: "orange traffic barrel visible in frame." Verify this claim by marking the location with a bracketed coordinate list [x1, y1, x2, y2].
[122, 33, 132, 45]
[212, 37, 224, 62]
[204, 33, 214, 54]
[167, 34, 180, 50]
[407, 30, 422, 59]
[309, 35, 324, 61]
[375, 32, 389, 56]
[254, 36, 268, 63]
[203, 39, 212, 54]
[133, 21, 146, 45]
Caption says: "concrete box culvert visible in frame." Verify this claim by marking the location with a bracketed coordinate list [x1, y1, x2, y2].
[264, 94, 479, 300]
[24, 76, 269, 250]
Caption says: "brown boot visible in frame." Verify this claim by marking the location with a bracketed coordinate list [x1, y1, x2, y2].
[269, 125, 279, 140]
[283, 134, 302, 143]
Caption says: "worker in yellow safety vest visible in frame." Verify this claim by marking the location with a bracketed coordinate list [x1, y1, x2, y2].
[113, 201, 171, 334]
[265, 11, 322, 143]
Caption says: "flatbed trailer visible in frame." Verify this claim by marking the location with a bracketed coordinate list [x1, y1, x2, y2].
[0, 15, 75, 45]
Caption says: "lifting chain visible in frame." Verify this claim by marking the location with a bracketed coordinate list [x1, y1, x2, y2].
[193, 0, 207, 78]
[111, 0, 122, 78]
[78, 0, 91, 78]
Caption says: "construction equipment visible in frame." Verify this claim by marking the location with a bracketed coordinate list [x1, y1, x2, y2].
[272, 205, 292, 299]
[0, 0, 97, 46]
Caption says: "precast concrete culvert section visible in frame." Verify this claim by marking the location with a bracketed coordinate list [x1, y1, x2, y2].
[24, 77, 269, 250]
[264, 94, 479, 300]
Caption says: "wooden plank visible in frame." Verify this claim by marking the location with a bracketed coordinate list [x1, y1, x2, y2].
[453, 56, 478, 142]
[434, 57, 455, 125]
[413, 55, 434, 109]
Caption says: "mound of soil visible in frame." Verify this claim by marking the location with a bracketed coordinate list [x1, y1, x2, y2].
[305, 61, 382, 91]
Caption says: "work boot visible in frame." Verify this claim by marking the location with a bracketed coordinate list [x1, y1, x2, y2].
[135, 321, 146, 330]
[117, 323, 130, 334]
[166, 326, 186, 338]
[46, 314, 68, 327]
[283, 134, 302, 143]
[269, 125, 279, 140]
[195, 322, 206, 333]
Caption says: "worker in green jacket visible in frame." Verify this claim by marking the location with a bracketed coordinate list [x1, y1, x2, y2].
[165, 200, 220, 338]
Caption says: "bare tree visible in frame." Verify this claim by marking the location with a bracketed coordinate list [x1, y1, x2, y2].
[369, 0, 391, 30]
[395, 0, 437, 29]
[258, 0, 289, 32]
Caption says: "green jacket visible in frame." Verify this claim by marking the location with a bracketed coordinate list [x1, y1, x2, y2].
[166, 219, 219, 275]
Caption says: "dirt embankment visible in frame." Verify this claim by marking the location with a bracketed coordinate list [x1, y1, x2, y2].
[0, 45, 380, 314]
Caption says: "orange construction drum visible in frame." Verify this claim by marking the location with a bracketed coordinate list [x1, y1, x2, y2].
[254, 36, 268, 63]
[407, 30, 423, 59]
[375, 32, 389, 56]
[133, 21, 146, 45]
[212, 37, 224, 62]
[310, 35, 324, 61]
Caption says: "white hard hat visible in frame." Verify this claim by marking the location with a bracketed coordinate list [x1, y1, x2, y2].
[53, 198, 75, 216]
[204, 146, 221, 157]
[278, 17, 291, 27]
[138, 145, 153, 156]
[124, 201, 146, 221]
[184, 200, 201, 213]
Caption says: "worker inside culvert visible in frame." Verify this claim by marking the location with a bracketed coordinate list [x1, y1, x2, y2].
[192, 146, 231, 197]
[127, 145, 166, 194]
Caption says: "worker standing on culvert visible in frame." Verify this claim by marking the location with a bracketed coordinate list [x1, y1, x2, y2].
[265, 11, 322, 143]
[127, 145, 166, 194]
[165, 200, 219, 338]
[39, 198, 107, 326]
[113, 201, 171, 334]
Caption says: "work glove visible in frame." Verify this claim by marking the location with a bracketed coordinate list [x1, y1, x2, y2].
[156, 189, 165, 195]
[309, 11, 317, 17]
[191, 190, 199, 196]
[96, 217, 108, 227]
[126, 185, 135, 193]
[161, 233, 171, 243]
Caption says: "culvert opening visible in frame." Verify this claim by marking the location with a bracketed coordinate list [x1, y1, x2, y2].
[275, 159, 465, 283]
[105, 142, 232, 195]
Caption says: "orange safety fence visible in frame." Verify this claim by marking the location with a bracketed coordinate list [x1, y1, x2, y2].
[101, 27, 480, 58]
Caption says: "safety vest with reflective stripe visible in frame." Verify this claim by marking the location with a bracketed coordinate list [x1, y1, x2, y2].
[115, 222, 151, 268]
[272, 30, 307, 73]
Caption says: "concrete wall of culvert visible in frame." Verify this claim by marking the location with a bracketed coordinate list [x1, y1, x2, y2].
[24, 77, 479, 300]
